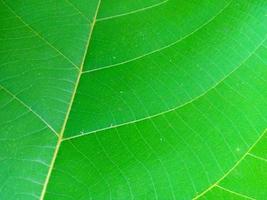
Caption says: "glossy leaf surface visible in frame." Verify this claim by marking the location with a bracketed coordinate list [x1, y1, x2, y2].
[1, 0, 267, 199]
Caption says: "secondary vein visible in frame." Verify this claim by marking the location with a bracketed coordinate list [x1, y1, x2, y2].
[1, 0, 80, 70]
[82, 0, 232, 74]
[63, 36, 267, 141]
[0, 84, 58, 137]
[193, 128, 267, 199]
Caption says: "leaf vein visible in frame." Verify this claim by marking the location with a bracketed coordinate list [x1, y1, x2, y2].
[0, 84, 58, 137]
[63, 37, 267, 141]
[39, 0, 102, 199]
[83, 0, 232, 74]
[193, 128, 267, 199]
[216, 185, 256, 200]
[1, 0, 80, 70]
[96, 0, 169, 22]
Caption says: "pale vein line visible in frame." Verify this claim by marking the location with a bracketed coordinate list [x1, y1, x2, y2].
[83, 1, 232, 74]
[1, 0, 80, 70]
[64, 0, 91, 23]
[63, 36, 267, 141]
[193, 128, 267, 199]
[216, 185, 256, 200]
[96, 0, 169, 22]
[0, 84, 58, 137]
[248, 153, 267, 163]
[39, 0, 102, 199]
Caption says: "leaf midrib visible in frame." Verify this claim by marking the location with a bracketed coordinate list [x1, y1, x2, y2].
[39, 0, 102, 199]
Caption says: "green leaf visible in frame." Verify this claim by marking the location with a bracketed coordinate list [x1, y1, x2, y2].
[1, 0, 267, 199]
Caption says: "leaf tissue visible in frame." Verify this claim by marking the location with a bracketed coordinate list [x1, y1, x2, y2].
[1, 0, 267, 199]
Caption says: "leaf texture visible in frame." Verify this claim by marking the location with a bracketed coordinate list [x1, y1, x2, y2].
[1, 0, 267, 199]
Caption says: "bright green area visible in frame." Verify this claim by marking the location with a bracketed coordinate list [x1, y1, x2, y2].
[85, 0, 231, 70]
[1, 0, 267, 199]
[66, 0, 267, 136]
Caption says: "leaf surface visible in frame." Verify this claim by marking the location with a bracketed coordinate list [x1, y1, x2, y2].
[1, 0, 267, 199]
